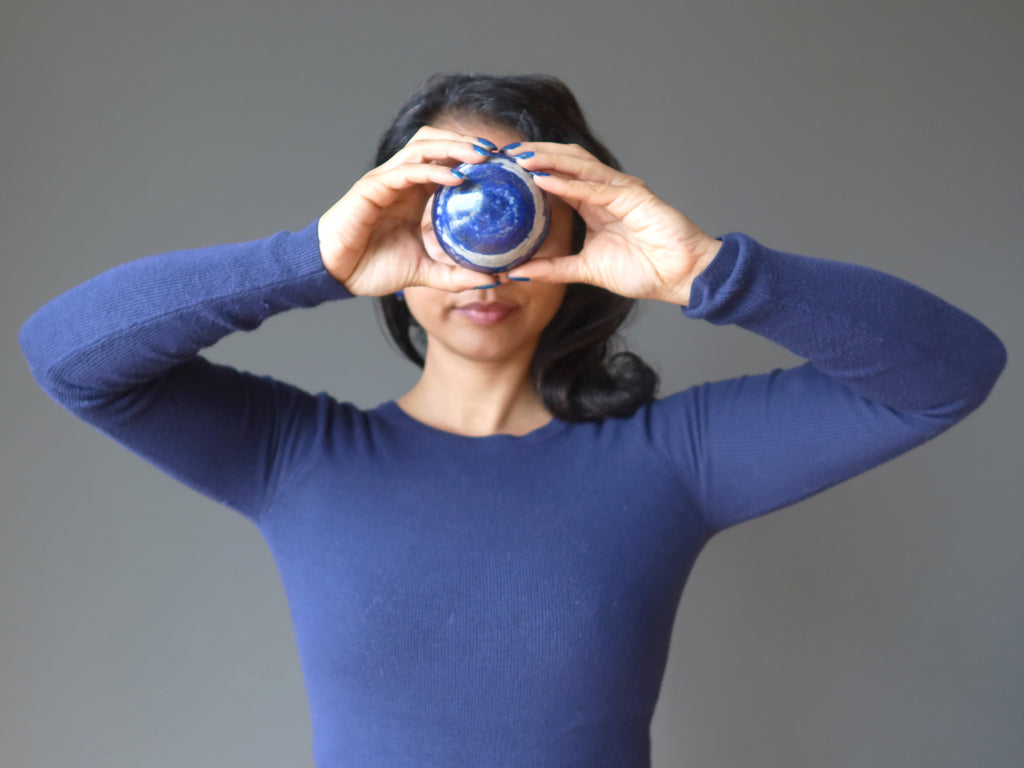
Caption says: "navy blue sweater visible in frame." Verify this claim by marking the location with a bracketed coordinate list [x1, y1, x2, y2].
[20, 221, 1006, 767]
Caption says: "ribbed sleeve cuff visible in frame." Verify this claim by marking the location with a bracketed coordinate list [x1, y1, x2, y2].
[268, 218, 353, 306]
[681, 233, 774, 326]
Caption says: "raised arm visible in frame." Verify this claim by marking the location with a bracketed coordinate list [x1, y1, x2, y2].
[19, 127, 501, 520]
[19, 222, 352, 520]
[656, 233, 1005, 531]
[506, 141, 1006, 532]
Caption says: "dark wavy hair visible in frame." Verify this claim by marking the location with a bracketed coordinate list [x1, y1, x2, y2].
[375, 73, 658, 421]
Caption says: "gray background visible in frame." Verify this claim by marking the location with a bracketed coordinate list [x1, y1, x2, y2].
[2, 0, 1021, 766]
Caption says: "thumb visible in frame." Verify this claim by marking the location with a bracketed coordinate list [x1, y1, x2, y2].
[506, 253, 590, 285]
[415, 258, 495, 293]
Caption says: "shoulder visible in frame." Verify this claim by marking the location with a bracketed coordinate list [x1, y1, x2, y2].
[564, 389, 704, 470]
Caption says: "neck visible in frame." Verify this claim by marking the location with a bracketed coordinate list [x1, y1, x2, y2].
[397, 347, 553, 437]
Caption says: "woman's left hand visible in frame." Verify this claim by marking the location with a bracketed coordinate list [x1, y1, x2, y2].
[505, 143, 721, 306]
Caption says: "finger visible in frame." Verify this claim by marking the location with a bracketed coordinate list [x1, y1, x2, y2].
[388, 124, 506, 167]
[380, 138, 491, 171]
[505, 253, 592, 285]
[511, 149, 631, 186]
[503, 141, 596, 161]
[412, 126, 513, 155]
[414, 258, 497, 293]
[359, 162, 466, 209]
[528, 172, 651, 221]
[327, 163, 463, 254]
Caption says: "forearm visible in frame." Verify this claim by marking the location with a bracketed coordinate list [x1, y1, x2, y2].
[683, 234, 1006, 417]
[20, 220, 350, 411]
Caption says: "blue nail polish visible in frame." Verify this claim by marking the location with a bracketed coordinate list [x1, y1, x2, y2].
[473, 283, 497, 290]
[508, 276, 531, 282]
[530, 171, 550, 177]
[500, 142, 522, 152]
[513, 151, 535, 159]
[475, 137, 497, 150]
[472, 144, 491, 156]
[450, 168, 466, 179]
[395, 289, 405, 299]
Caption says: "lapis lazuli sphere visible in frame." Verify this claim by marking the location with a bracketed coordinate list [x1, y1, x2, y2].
[431, 153, 551, 273]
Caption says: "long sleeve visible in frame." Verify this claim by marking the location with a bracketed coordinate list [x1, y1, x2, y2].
[19, 220, 352, 521]
[649, 233, 1007, 533]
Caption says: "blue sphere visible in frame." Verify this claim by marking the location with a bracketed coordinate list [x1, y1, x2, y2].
[431, 154, 551, 273]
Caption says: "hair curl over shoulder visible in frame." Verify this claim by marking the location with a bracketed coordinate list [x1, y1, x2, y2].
[375, 73, 658, 422]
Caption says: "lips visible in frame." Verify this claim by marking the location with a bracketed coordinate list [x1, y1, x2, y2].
[453, 301, 517, 326]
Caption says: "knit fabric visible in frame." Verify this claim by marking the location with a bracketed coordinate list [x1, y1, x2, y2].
[20, 221, 1006, 767]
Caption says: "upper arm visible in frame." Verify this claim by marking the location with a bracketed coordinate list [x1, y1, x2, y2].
[71, 356, 329, 523]
[648, 363, 953, 533]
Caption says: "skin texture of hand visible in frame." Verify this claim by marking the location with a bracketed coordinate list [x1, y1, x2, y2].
[505, 142, 722, 306]
[317, 127, 494, 296]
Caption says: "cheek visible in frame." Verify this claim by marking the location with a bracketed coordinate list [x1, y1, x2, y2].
[533, 284, 569, 327]
[403, 287, 444, 327]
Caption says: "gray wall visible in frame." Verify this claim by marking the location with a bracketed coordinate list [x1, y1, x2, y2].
[2, 1, 1021, 766]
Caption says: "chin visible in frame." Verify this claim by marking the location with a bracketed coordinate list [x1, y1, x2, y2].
[434, 330, 539, 366]
[454, 343, 531, 365]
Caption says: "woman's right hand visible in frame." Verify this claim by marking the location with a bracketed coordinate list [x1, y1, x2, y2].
[317, 126, 491, 295]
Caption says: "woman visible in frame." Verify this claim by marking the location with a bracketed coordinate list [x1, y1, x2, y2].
[20, 74, 1006, 767]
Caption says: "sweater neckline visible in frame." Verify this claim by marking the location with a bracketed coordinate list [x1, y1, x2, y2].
[373, 401, 570, 445]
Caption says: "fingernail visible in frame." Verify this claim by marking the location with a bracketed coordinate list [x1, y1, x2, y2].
[450, 168, 466, 179]
[500, 142, 522, 152]
[513, 151, 535, 159]
[508, 276, 531, 282]
[472, 144, 491, 156]
[473, 283, 497, 290]
[475, 137, 497, 150]
[530, 171, 550, 177]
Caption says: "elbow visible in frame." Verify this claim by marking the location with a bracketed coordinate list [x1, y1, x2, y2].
[20, 314, 68, 406]
[20, 311, 56, 392]
[19, 309, 96, 412]
[920, 330, 1008, 423]
[966, 331, 1008, 413]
